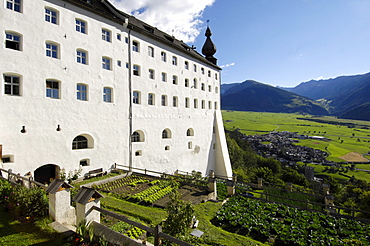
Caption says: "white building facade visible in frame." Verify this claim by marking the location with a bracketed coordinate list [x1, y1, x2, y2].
[1, 0, 232, 183]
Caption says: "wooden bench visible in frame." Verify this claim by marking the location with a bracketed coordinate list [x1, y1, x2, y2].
[87, 168, 104, 178]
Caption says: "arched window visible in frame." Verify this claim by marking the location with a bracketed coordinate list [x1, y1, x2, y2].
[162, 129, 171, 139]
[72, 136, 88, 149]
[132, 131, 144, 142]
[186, 128, 194, 136]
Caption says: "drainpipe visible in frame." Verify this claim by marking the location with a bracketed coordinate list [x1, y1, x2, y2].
[127, 25, 133, 172]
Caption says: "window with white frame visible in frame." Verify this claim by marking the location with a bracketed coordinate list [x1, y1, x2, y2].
[102, 29, 111, 42]
[80, 159, 90, 166]
[4, 74, 20, 96]
[6, 0, 21, 12]
[188, 141, 192, 149]
[184, 61, 189, 70]
[186, 128, 194, 136]
[215, 73, 218, 80]
[75, 19, 86, 33]
[133, 91, 140, 104]
[132, 41, 139, 52]
[149, 69, 155, 79]
[133, 65, 140, 76]
[172, 56, 177, 65]
[5, 32, 21, 51]
[148, 46, 154, 57]
[193, 64, 197, 72]
[117, 33, 121, 40]
[214, 101, 218, 109]
[148, 93, 155, 105]
[172, 75, 178, 85]
[131, 131, 143, 142]
[215, 86, 219, 93]
[201, 83, 205, 91]
[208, 70, 211, 77]
[46, 80, 59, 99]
[161, 95, 167, 106]
[208, 85, 212, 92]
[72, 135, 88, 149]
[161, 72, 167, 82]
[208, 100, 212, 109]
[185, 97, 189, 108]
[76, 49, 87, 64]
[173, 96, 178, 107]
[1, 155, 14, 163]
[194, 98, 198, 108]
[77, 83, 87, 101]
[46, 42, 59, 58]
[201, 100, 205, 109]
[201, 67, 205, 74]
[193, 78, 197, 89]
[45, 7, 58, 24]
[161, 51, 166, 62]
[185, 79, 189, 87]
[162, 129, 171, 139]
[102, 57, 111, 70]
[103, 87, 112, 102]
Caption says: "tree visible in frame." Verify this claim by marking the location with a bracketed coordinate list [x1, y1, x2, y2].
[163, 191, 194, 236]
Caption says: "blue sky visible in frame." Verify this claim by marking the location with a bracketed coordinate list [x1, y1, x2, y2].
[114, 0, 370, 87]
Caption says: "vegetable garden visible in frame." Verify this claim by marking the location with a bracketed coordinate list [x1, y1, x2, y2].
[213, 195, 370, 245]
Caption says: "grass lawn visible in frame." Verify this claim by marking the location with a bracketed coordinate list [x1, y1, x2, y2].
[222, 110, 370, 161]
[0, 209, 66, 246]
[100, 193, 266, 246]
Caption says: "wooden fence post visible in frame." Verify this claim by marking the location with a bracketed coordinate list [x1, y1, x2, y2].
[154, 225, 162, 246]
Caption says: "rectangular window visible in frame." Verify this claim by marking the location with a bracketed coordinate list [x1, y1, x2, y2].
[77, 84, 87, 101]
[133, 65, 140, 76]
[161, 51, 166, 62]
[132, 41, 139, 52]
[46, 42, 58, 58]
[161, 95, 167, 106]
[148, 46, 154, 57]
[184, 61, 189, 70]
[161, 72, 167, 82]
[45, 8, 57, 24]
[102, 29, 111, 42]
[148, 93, 154, 105]
[149, 69, 155, 79]
[76, 50, 87, 64]
[194, 64, 197, 72]
[172, 75, 178, 85]
[46, 80, 59, 99]
[117, 33, 121, 40]
[4, 75, 20, 96]
[173, 96, 178, 107]
[172, 56, 177, 65]
[185, 98, 189, 108]
[75, 19, 86, 33]
[5, 33, 20, 50]
[103, 87, 112, 102]
[7, 0, 21, 12]
[133, 91, 140, 104]
[102, 57, 111, 70]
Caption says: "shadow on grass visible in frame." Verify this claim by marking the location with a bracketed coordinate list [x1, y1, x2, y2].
[0, 208, 68, 246]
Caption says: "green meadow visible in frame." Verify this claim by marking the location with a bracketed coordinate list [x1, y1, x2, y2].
[222, 110, 370, 163]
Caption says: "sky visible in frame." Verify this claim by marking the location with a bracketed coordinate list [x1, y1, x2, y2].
[112, 0, 370, 87]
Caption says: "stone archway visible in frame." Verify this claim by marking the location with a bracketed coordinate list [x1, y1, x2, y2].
[34, 164, 60, 184]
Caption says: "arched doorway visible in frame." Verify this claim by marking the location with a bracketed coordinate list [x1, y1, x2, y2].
[34, 164, 60, 184]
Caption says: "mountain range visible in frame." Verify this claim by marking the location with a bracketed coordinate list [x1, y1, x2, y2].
[221, 72, 370, 121]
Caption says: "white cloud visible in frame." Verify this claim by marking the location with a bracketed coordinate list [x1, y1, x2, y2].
[220, 63, 235, 68]
[112, 0, 215, 43]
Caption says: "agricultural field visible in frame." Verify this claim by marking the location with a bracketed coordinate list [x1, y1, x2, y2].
[93, 174, 210, 207]
[222, 110, 370, 163]
[214, 195, 370, 245]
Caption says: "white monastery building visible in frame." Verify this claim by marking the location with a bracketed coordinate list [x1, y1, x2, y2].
[1, 0, 232, 183]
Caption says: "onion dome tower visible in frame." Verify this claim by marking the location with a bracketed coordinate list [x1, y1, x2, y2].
[201, 24, 217, 65]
